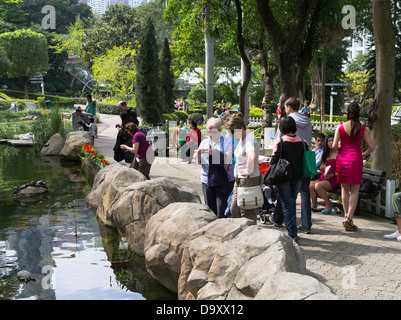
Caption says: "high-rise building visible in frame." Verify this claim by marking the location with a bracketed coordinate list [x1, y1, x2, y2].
[87, 0, 153, 15]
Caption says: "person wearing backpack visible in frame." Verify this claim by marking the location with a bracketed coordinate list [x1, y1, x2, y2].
[118, 101, 139, 126]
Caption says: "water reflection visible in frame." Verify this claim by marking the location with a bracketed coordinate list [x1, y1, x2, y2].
[0, 145, 175, 300]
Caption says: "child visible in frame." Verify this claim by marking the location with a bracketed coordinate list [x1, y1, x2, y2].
[77, 121, 87, 131]
[87, 117, 97, 144]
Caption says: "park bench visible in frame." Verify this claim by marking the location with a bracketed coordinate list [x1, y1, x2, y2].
[327, 167, 387, 215]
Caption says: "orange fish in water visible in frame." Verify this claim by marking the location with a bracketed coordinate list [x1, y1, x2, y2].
[15, 226, 28, 231]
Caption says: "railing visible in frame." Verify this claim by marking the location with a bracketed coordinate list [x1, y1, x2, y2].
[361, 179, 396, 218]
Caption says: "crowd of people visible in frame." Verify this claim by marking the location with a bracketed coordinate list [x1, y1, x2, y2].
[75, 95, 401, 244]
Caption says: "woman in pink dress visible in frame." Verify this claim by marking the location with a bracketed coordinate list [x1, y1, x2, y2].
[332, 102, 375, 231]
[310, 135, 340, 214]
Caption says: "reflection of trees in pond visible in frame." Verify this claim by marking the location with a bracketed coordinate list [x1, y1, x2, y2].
[97, 222, 177, 300]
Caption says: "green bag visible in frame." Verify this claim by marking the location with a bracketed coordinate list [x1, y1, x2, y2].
[301, 137, 317, 178]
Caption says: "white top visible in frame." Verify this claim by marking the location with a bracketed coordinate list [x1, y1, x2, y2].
[88, 123, 96, 137]
[234, 132, 260, 179]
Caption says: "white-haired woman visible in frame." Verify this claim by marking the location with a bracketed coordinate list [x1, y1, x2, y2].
[197, 118, 234, 218]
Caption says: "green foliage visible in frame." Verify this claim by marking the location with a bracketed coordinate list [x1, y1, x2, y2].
[50, 107, 63, 136]
[15, 100, 25, 111]
[0, 29, 49, 97]
[188, 112, 204, 126]
[159, 38, 174, 111]
[173, 111, 188, 122]
[162, 113, 178, 122]
[97, 103, 120, 115]
[188, 85, 206, 104]
[30, 118, 53, 144]
[81, 5, 141, 62]
[36, 96, 45, 108]
[249, 106, 263, 118]
[92, 45, 137, 97]
[135, 18, 160, 125]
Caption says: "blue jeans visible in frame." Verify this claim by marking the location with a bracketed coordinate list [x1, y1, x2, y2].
[272, 176, 312, 231]
[276, 179, 302, 239]
[224, 190, 234, 217]
[300, 176, 312, 230]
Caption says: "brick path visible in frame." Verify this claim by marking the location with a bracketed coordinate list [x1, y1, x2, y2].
[94, 112, 401, 300]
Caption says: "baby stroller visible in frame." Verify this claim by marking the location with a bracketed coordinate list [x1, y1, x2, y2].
[258, 157, 278, 224]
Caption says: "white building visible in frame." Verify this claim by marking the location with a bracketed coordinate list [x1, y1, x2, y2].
[87, 0, 153, 14]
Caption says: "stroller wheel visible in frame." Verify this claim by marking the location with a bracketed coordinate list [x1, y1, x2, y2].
[260, 212, 267, 224]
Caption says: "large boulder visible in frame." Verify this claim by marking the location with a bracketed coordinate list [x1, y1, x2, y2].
[254, 272, 338, 300]
[40, 133, 65, 156]
[144, 202, 216, 292]
[86, 163, 146, 225]
[109, 178, 201, 255]
[59, 131, 92, 161]
[86, 163, 201, 256]
[143, 205, 338, 300]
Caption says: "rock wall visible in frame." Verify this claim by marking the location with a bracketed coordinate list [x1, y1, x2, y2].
[87, 163, 339, 300]
[86, 163, 201, 255]
[144, 203, 338, 300]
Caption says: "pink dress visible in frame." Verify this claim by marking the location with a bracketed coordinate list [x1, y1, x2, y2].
[337, 123, 365, 184]
[318, 158, 340, 189]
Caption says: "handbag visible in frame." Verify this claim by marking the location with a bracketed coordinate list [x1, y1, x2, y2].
[301, 137, 317, 178]
[237, 185, 264, 209]
[263, 137, 292, 185]
[235, 137, 263, 210]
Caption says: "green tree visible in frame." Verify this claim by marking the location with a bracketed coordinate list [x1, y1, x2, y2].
[0, 29, 48, 98]
[17, 0, 92, 34]
[81, 4, 141, 63]
[91, 45, 136, 99]
[159, 38, 174, 111]
[135, 18, 160, 125]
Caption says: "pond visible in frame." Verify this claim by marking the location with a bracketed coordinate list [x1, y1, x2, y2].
[0, 144, 176, 300]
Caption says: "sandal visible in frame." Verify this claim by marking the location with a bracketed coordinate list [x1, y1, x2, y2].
[343, 219, 358, 231]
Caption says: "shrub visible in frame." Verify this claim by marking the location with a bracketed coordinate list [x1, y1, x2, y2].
[162, 113, 178, 122]
[97, 103, 120, 115]
[249, 106, 263, 118]
[37, 96, 46, 108]
[188, 112, 204, 126]
[188, 85, 206, 104]
[173, 110, 189, 122]
[16, 101, 26, 111]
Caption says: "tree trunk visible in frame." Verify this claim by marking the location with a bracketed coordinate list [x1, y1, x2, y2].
[278, 56, 297, 115]
[205, 6, 214, 120]
[369, 0, 395, 178]
[235, 0, 251, 124]
[259, 44, 278, 128]
[240, 50, 251, 124]
[255, 0, 318, 116]
[309, 62, 321, 114]
[23, 77, 29, 100]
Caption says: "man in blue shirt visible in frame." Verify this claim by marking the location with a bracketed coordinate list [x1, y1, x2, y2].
[313, 132, 325, 169]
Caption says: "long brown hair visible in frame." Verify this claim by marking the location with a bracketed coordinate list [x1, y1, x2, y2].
[347, 102, 362, 142]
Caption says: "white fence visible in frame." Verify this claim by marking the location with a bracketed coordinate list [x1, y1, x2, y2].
[361, 179, 396, 218]
[247, 117, 342, 131]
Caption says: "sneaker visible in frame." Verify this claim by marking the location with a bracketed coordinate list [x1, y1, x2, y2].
[383, 231, 401, 239]
[298, 226, 311, 234]
[292, 236, 299, 244]
[269, 214, 283, 227]
[397, 235, 401, 242]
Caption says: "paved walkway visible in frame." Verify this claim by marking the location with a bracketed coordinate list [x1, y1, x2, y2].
[93, 111, 401, 300]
